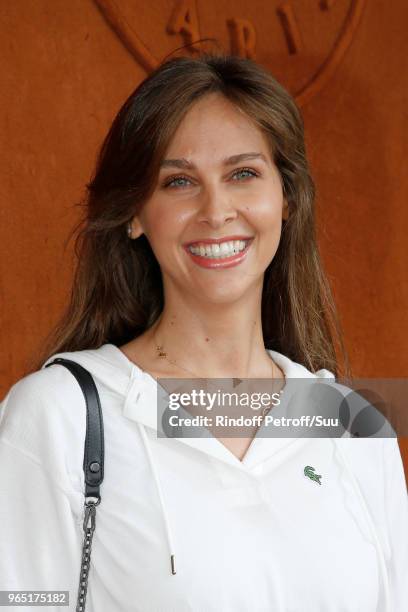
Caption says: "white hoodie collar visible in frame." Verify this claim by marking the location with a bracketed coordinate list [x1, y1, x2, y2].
[43, 343, 335, 470]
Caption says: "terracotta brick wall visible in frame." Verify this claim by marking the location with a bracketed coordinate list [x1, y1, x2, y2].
[1, 0, 407, 473]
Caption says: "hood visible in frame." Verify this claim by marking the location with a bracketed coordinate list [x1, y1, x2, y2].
[42, 343, 336, 470]
[42, 344, 390, 610]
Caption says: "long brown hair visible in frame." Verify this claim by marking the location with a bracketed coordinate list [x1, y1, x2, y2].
[28, 52, 350, 378]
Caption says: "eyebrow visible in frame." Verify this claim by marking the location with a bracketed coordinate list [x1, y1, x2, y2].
[159, 152, 268, 170]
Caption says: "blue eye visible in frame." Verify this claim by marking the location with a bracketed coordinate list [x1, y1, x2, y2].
[163, 167, 259, 189]
[232, 168, 258, 181]
[165, 176, 191, 188]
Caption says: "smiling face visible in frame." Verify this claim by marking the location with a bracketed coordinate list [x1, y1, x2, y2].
[129, 92, 288, 305]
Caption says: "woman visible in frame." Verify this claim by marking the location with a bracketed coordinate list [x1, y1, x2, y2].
[0, 53, 407, 612]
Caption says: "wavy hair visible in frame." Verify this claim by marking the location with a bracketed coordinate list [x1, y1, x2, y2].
[28, 52, 350, 378]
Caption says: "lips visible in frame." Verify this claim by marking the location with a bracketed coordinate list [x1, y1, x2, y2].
[183, 237, 254, 269]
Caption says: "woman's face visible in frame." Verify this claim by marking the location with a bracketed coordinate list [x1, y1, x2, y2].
[130, 92, 288, 304]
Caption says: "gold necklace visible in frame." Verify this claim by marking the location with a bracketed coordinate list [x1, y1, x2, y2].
[152, 330, 279, 422]
[153, 330, 210, 379]
[153, 329, 276, 379]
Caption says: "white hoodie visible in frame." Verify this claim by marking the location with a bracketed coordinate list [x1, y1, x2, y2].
[0, 343, 407, 612]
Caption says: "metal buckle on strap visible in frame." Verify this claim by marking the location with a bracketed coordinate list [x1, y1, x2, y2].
[83, 500, 99, 532]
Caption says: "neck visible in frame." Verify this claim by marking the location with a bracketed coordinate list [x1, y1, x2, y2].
[145, 290, 274, 379]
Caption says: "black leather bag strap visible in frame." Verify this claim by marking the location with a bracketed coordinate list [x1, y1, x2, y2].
[45, 356, 105, 612]
[45, 357, 104, 499]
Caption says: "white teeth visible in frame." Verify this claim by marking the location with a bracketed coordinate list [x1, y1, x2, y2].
[188, 239, 249, 258]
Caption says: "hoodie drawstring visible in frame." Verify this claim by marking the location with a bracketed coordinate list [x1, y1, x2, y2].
[137, 422, 177, 575]
[333, 439, 391, 612]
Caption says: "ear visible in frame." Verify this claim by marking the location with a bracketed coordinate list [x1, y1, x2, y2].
[282, 198, 289, 221]
[128, 215, 145, 239]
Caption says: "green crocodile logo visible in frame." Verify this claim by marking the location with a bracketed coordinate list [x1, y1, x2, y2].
[304, 465, 322, 485]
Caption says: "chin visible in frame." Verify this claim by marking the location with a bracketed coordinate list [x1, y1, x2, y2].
[191, 280, 257, 304]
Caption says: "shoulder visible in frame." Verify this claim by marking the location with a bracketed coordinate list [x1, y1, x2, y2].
[1, 360, 87, 420]
[333, 436, 388, 472]
[0, 362, 87, 469]
[333, 436, 407, 516]
[0, 343, 131, 463]
[0, 364, 88, 520]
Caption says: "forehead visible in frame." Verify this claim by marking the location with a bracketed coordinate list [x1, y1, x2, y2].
[163, 93, 271, 159]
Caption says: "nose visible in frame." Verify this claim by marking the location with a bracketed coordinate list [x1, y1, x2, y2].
[195, 184, 238, 228]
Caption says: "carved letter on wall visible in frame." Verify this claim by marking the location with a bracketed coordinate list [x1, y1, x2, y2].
[167, 0, 201, 50]
[227, 18, 257, 59]
[276, 2, 303, 54]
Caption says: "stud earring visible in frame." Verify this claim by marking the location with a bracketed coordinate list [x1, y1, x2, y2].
[127, 223, 132, 238]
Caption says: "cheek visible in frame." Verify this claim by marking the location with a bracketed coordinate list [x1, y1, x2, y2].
[244, 195, 284, 229]
[243, 176, 284, 217]
[142, 206, 188, 253]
